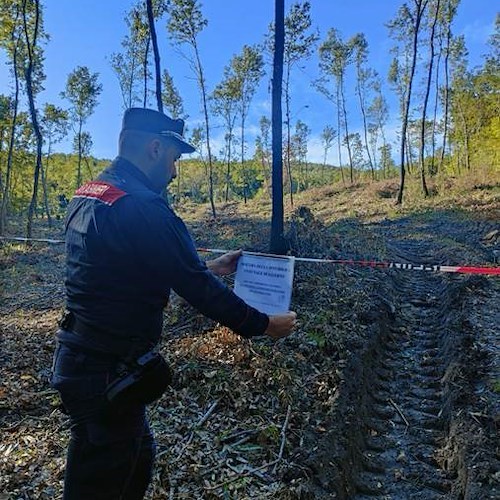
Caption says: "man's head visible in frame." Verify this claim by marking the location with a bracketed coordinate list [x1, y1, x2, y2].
[118, 108, 195, 192]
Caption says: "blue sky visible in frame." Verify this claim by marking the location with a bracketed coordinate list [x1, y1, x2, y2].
[0, 0, 497, 164]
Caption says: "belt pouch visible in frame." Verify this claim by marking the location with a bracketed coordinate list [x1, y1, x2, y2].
[105, 352, 172, 408]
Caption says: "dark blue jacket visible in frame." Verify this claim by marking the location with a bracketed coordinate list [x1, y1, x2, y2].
[59, 157, 268, 354]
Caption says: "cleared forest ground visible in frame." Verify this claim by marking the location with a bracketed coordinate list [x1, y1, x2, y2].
[1, 174, 499, 499]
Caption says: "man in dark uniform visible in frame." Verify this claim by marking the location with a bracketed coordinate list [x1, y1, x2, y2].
[50, 108, 296, 499]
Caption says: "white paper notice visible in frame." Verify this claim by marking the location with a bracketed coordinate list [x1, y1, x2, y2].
[233, 253, 295, 315]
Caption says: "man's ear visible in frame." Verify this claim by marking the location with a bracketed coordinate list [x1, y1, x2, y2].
[148, 138, 162, 160]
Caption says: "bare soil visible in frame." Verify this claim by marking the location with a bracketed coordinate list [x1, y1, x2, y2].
[0, 190, 499, 499]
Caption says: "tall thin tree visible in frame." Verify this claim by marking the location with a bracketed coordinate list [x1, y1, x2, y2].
[270, 0, 286, 254]
[388, 0, 430, 204]
[320, 124, 336, 181]
[267, 2, 318, 206]
[318, 29, 356, 183]
[367, 74, 389, 174]
[162, 69, 185, 118]
[438, 0, 460, 171]
[419, 0, 441, 196]
[211, 72, 239, 202]
[0, 1, 21, 234]
[146, 0, 163, 112]
[167, 0, 216, 218]
[352, 33, 375, 179]
[61, 66, 102, 188]
[109, 3, 151, 109]
[231, 45, 264, 203]
[21, 0, 45, 238]
[40, 104, 68, 225]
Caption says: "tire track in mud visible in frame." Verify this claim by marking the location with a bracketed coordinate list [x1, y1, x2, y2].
[301, 214, 498, 499]
[351, 239, 474, 499]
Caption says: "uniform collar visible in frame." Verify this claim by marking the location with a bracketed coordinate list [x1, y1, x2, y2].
[113, 156, 160, 193]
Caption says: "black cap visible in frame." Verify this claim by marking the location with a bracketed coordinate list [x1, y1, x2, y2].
[121, 108, 195, 153]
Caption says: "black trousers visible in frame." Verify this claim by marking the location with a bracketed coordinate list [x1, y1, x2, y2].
[51, 341, 155, 500]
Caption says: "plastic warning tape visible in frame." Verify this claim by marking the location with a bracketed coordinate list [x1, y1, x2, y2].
[198, 248, 500, 276]
[1, 237, 499, 276]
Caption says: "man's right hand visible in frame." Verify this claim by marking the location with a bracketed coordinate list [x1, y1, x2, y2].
[265, 311, 297, 339]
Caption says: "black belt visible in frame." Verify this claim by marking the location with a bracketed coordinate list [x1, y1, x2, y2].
[59, 311, 151, 359]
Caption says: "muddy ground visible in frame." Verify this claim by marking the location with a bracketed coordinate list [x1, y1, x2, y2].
[0, 200, 499, 499]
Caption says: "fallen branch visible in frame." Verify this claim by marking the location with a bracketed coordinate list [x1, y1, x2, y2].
[205, 459, 279, 491]
[196, 400, 218, 428]
[166, 400, 219, 462]
[273, 404, 292, 473]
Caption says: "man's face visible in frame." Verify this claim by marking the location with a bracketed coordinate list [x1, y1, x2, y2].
[163, 142, 181, 185]
[151, 138, 181, 190]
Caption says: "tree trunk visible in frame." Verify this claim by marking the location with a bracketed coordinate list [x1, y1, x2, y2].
[260, 150, 270, 196]
[431, 44, 442, 175]
[241, 114, 247, 203]
[397, 0, 428, 204]
[77, 119, 83, 188]
[0, 9, 21, 235]
[1, 93, 18, 235]
[193, 44, 216, 218]
[406, 130, 415, 174]
[419, 0, 439, 197]
[24, 0, 44, 239]
[143, 36, 150, 108]
[340, 75, 354, 183]
[129, 46, 137, 108]
[322, 147, 327, 182]
[270, 0, 286, 254]
[284, 65, 293, 207]
[439, 22, 451, 172]
[225, 131, 232, 202]
[146, 0, 162, 112]
[356, 75, 375, 179]
[379, 100, 388, 178]
[40, 160, 52, 226]
[43, 143, 54, 224]
[459, 106, 471, 170]
[336, 87, 345, 186]
[84, 156, 93, 179]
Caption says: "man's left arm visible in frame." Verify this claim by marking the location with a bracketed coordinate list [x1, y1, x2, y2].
[130, 201, 269, 337]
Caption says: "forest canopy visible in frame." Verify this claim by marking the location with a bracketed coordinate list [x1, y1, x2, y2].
[0, 1, 498, 236]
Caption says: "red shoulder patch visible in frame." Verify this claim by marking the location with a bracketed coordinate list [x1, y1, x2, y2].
[74, 181, 127, 206]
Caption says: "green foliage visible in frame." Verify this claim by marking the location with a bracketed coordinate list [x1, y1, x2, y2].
[284, 1, 319, 65]
[0, 94, 13, 131]
[307, 329, 326, 349]
[61, 66, 102, 123]
[260, 424, 280, 444]
[40, 103, 68, 151]
[166, 0, 207, 45]
[231, 45, 265, 118]
[267, 1, 319, 67]
[447, 18, 499, 174]
[109, 2, 152, 109]
[61, 65, 102, 187]
[5, 149, 108, 215]
[162, 69, 185, 118]
[318, 29, 355, 82]
[0, 0, 498, 228]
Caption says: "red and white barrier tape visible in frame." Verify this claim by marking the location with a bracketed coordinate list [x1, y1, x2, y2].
[198, 248, 500, 276]
[2, 237, 499, 276]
